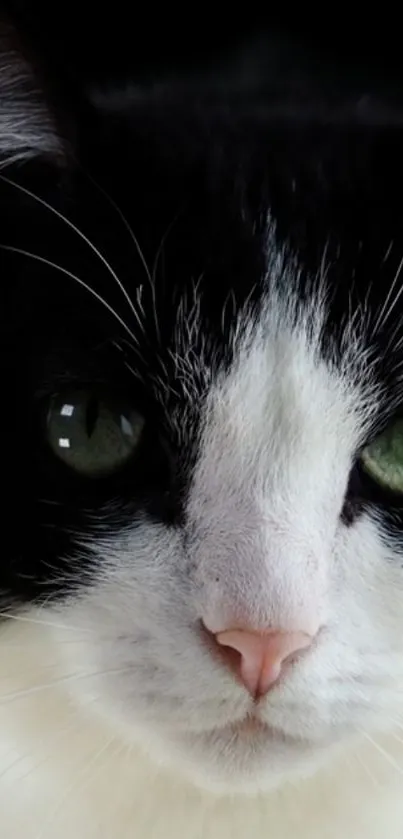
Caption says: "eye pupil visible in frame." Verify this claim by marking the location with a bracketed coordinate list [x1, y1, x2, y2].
[86, 395, 99, 439]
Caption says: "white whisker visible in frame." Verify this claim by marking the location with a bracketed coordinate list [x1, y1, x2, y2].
[135, 284, 146, 320]
[82, 168, 153, 288]
[389, 729, 403, 748]
[0, 611, 93, 633]
[37, 498, 63, 507]
[35, 734, 116, 839]
[382, 239, 394, 264]
[149, 213, 181, 345]
[0, 710, 83, 782]
[0, 244, 140, 347]
[124, 360, 144, 384]
[384, 714, 403, 738]
[0, 666, 135, 705]
[0, 174, 143, 330]
[360, 729, 403, 776]
[372, 252, 403, 335]
[2, 640, 88, 647]
[353, 749, 381, 788]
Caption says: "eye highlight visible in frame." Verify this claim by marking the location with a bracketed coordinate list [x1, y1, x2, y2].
[46, 389, 145, 477]
[360, 418, 403, 493]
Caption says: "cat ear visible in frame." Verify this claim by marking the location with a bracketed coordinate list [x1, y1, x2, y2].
[0, 21, 63, 166]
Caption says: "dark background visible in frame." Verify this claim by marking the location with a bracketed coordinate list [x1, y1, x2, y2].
[2, 2, 403, 92]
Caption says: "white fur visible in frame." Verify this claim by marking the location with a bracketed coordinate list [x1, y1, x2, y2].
[2, 258, 403, 836]
[0, 33, 60, 162]
[2, 620, 403, 839]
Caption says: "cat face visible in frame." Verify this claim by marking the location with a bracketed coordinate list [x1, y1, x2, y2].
[2, 17, 403, 794]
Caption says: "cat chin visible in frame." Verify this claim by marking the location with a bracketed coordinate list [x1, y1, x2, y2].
[126, 715, 334, 795]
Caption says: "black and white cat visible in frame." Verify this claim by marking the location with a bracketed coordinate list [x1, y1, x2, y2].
[2, 8, 403, 837]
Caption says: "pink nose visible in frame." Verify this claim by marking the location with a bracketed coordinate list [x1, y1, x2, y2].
[214, 628, 314, 697]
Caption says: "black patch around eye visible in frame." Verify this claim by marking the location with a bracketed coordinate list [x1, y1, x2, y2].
[341, 464, 365, 526]
[342, 459, 403, 550]
[0, 388, 186, 606]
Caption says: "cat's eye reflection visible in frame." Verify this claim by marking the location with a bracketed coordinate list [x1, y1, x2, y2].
[361, 418, 403, 493]
[46, 390, 144, 477]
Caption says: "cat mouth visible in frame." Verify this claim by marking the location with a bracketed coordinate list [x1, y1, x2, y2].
[225, 715, 271, 735]
[216, 714, 312, 748]
[217, 713, 292, 741]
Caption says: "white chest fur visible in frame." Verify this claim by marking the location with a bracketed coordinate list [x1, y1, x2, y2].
[1, 620, 403, 839]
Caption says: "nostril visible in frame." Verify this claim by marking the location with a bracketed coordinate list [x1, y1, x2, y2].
[215, 641, 242, 676]
[200, 622, 248, 689]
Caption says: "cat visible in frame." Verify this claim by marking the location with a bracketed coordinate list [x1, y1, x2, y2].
[2, 7, 403, 838]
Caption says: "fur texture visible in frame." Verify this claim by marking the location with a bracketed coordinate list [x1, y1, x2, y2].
[2, 10, 403, 837]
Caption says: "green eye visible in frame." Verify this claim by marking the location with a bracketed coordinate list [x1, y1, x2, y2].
[361, 418, 403, 493]
[46, 390, 145, 477]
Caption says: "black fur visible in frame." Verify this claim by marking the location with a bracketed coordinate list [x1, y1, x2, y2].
[2, 8, 403, 604]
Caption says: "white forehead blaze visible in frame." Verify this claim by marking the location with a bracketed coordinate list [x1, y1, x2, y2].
[187, 265, 376, 636]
